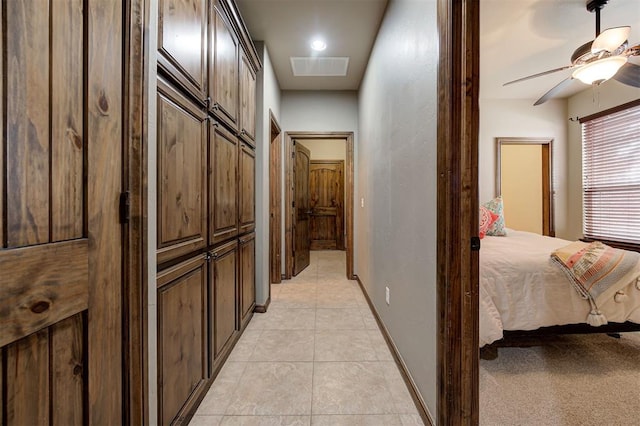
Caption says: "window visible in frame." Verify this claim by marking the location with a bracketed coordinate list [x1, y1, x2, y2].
[581, 100, 640, 247]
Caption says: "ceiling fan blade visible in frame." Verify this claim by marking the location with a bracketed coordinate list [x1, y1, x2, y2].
[612, 62, 640, 88]
[533, 77, 575, 106]
[592, 26, 631, 53]
[504, 65, 574, 86]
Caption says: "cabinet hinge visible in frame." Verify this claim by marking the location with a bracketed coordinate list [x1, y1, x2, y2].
[119, 191, 130, 224]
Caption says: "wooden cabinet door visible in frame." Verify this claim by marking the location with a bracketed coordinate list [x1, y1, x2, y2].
[239, 232, 256, 328]
[210, 122, 239, 245]
[157, 78, 207, 265]
[239, 143, 256, 234]
[239, 50, 256, 146]
[210, 240, 239, 364]
[293, 142, 311, 275]
[209, 1, 239, 130]
[0, 1, 124, 424]
[158, 0, 207, 101]
[157, 255, 208, 425]
[309, 160, 345, 250]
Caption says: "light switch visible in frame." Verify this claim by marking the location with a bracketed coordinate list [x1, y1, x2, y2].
[360, 197, 365, 208]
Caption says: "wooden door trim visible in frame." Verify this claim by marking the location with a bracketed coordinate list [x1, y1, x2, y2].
[437, 0, 480, 424]
[495, 137, 554, 237]
[284, 132, 354, 280]
[268, 110, 282, 285]
[124, 0, 148, 423]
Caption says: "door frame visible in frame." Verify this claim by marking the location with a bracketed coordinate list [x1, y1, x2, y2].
[436, 0, 480, 424]
[269, 110, 282, 284]
[495, 137, 555, 236]
[283, 131, 354, 280]
[124, 0, 148, 423]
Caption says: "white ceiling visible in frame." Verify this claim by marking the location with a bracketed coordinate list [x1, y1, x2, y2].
[236, 0, 388, 90]
[236, 0, 640, 100]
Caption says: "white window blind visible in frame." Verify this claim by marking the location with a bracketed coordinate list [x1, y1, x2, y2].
[582, 102, 640, 244]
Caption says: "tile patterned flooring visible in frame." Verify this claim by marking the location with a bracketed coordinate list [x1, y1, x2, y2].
[189, 250, 424, 426]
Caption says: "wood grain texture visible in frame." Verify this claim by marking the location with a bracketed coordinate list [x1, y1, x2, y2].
[87, 0, 124, 422]
[51, 314, 85, 426]
[211, 240, 238, 359]
[239, 51, 256, 145]
[6, 328, 50, 425]
[345, 134, 354, 279]
[0, 239, 89, 347]
[309, 161, 344, 251]
[210, 2, 239, 129]
[436, 0, 480, 424]
[239, 143, 255, 234]
[157, 256, 207, 426]
[158, 0, 207, 100]
[0, 1, 4, 248]
[123, 0, 148, 421]
[51, 0, 84, 242]
[156, 79, 207, 264]
[5, 0, 51, 247]
[269, 112, 282, 284]
[239, 232, 255, 328]
[210, 122, 239, 244]
[293, 142, 310, 275]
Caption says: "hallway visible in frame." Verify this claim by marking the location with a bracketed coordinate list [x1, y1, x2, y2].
[189, 251, 424, 425]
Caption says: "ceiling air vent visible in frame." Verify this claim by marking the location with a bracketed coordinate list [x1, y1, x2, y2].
[290, 57, 349, 77]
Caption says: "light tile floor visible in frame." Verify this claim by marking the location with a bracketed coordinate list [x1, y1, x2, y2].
[190, 250, 424, 426]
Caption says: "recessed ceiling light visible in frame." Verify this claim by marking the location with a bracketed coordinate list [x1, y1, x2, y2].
[311, 39, 327, 51]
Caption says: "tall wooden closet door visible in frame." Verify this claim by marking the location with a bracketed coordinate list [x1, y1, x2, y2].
[0, 0, 124, 424]
[210, 123, 239, 244]
[239, 51, 256, 145]
[239, 143, 256, 234]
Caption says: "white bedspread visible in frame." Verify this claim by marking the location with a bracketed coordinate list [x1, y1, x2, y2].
[480, 230, 640, 347]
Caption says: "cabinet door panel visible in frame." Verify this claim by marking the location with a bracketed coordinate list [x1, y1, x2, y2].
[210, 2, 239, 130]
[158, 0, 207, 101]
[157, 256, 208, 426]
[210, 240, 238, 362]
[157, 79, 207, 264]
[239, 232, 255, 328]
[239, 51, 256, 145]
[210, 123, 239, 244]
[239, 143, 256, 234]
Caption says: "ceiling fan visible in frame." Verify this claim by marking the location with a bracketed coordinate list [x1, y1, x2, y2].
[504, 0, 640, 106]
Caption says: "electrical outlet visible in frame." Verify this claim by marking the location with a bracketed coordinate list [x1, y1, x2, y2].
[385, 286, 390, 305]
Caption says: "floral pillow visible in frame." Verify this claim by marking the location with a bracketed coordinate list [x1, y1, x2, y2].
[479, 205, 498, 239]
[482, 196, 507, 236]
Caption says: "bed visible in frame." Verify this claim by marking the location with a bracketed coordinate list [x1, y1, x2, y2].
[480, 229, 640, 348]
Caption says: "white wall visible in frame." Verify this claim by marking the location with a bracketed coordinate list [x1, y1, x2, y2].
[357, 0, 438, 420]
[566, 80, 640, 240]
[254, 42, 281, 306]
[478, 99, 571, 237]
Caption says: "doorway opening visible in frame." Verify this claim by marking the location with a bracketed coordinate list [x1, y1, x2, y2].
[496, 137, 554, 236]
[269, 111, 282, 284]
[283, 131, 355, 280]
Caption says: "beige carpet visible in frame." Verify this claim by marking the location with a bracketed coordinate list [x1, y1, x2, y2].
[480, 332, 640, 426]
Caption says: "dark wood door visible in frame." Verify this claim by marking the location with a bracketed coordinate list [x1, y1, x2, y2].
[293, 142, 311, 275]
[209, 0, 239, 130]
[210, 240, 238, 364]
[157, 255, 208, 425]
[158, 0, 207, 101]
[239, 50, 256, 145]
[239, 232, 256, 328]
[157, 78, 208, 264]
[0, 1, 124, 424]
[239, 143, 256, 234]
[210, 122, 239, 245]
[309, 160, 344, 250]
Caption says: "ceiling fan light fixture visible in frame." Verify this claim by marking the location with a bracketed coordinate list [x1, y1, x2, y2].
[572, 55, 628, 84]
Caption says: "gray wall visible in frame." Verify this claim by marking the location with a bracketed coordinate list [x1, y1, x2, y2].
[254, 42, 282, 306]
[357, 0, 438, 421]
